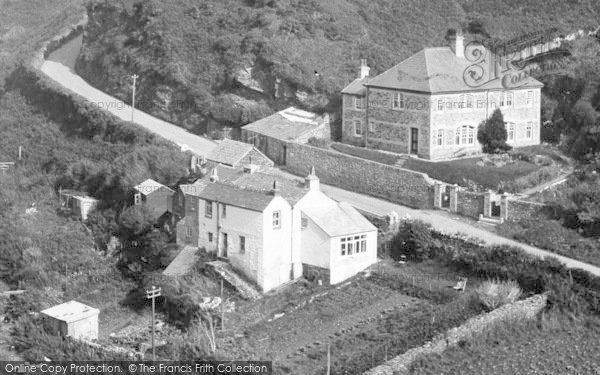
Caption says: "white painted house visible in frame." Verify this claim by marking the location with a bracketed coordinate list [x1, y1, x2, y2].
[176, 166, 377, 291]
[40, 300, 99, 341]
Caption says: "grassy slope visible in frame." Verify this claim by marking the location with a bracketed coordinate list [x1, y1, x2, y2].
[76, 0, 600, 133]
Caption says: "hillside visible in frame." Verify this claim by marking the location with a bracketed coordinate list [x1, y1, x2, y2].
[76, 0, 600, 138]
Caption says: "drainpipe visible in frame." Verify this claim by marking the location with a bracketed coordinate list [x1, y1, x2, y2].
[215, 200, 221, 257]
[365, 85, 370, 148]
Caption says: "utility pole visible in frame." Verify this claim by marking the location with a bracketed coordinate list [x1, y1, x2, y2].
[131, 74, 139, 123]
[146, 285, 161, 361]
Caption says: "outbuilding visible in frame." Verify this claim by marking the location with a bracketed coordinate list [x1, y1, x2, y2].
[40, 300, 99, 340]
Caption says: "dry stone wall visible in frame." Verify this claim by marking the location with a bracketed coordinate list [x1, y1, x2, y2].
[364, 293, 548, 375]
[285, 143, 435, 208]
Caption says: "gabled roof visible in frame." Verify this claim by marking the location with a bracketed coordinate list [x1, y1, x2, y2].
[366, 47, 543, 93]
[197, 165, 309, 205]
[134, 178, 175, 196]
[40, 300, 99, 323]
[341, 77, 367, 96]
[302, 200, 376, 237]
[182, 180, 277, 212]
[206, 139, 271, 167]
[242, 107, 326, 141]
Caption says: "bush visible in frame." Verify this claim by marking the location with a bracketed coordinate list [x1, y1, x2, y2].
[477, 109, 512, 154]
[390, 220, 439, 261]
[476, 279, 522, 310]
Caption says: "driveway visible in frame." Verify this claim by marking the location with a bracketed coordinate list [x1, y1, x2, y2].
[41, 35, 217, 156]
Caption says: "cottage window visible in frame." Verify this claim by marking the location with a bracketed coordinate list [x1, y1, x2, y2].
[466, 95, 473, 109]
[526, 122, 533, 139]
[208, 232, 213, 242]
[499, 93, 505, 107]
[468, 126, 474, 144]
[392, 93, 405, 109]
[526, 90, 533, 105]
[239, 236, 246, 254]
[186, 227, 192, 238]
[457, 95, 465, 109]
[508, 123, 515, 141]
[273, 211, 281, 229]
[301, 217, 308, 229]
[437, 99, 444, 111]
[189, 197, 196, 211]
[354, 120, 363, 136]
[341, 239, 347, 256]
[436, 129, 444, 146]
[506, 92, 513, 106]
[354, 97, 364, 110]
[205, 200, 212, 218]
[134, 193, 142, 205]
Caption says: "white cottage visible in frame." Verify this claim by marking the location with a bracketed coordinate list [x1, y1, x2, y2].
[40, 300, 99, 341]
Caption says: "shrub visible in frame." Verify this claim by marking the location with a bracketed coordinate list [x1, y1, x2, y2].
[477, 109, 512, 154]
[476, 279, 522, 310]
[390, 220, 439, 261]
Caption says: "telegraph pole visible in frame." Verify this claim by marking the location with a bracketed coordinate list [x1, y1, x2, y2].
[146, 285, 161, 361]
[131, 74, 139, 122]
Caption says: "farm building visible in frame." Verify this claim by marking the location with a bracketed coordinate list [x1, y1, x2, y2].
[206, 139, 274, 169]
[40, 300, 99, 340]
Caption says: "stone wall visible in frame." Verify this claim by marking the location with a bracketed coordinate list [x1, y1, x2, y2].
[506, 199, 554, 221]
[285, 143, 435, 208]
[456, 190, 483, 218]
[364, 293, 548, 375]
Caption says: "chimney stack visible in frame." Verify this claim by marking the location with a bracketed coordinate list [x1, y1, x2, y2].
[305, 166, 320, 191]
[271, 180, 281, 196]
[451, 30, 465, 58]
[209, 167, 219, 182]
[359, 59, 370, 79]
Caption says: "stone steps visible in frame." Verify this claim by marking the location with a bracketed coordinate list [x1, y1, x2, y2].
[206, 260, 262, 300]
[478, 215, 504, 225]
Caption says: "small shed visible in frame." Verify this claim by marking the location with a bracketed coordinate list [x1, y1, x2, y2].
[133, 178, 175, 219]
[40, 300, 99, 340]
[59, 189, 99, 221]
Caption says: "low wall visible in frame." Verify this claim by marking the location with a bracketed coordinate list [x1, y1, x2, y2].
[364, 293, 547, 375]
[456, 190, 483, 219]
[507, 199, 554, 220]
[285, 143, 434, 208]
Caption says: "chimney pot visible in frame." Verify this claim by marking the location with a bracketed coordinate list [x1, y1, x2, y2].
[359, 59, 370, 79]
[271, 180, 281, 195]
[209, 167, 219, 182]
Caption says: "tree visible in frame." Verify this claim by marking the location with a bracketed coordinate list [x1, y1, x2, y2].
[477, 109, 511, 153]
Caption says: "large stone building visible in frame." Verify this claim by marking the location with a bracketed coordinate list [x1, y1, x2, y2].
[341, 34, 543, 160]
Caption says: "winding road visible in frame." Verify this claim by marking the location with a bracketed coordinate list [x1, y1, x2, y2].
[41, 33, 600, 277]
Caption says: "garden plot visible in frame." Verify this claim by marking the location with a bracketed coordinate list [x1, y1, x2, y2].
[217, 260, 484, 374]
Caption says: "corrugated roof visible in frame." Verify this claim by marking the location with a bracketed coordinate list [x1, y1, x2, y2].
[302, 200, 376, 237]
[40, 300, 99, 323]
[206, 139, 254, 167]
[341, 77, 367, 95]
[134, 178, 174, 196]
[366, 47, 543, 93]
[242, 107, 325, 141]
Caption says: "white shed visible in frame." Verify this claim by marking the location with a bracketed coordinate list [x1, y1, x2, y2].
[40, 300, 99, 340]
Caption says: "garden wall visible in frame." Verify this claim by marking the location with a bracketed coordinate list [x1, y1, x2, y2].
[456, 190, 483, 219]
[285, 143, 434, 208]
[364, 293, 548, 375]
[506, 199, 554, 220]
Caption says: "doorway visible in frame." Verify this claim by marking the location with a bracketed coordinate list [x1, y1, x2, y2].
[221, 233, 228, 258]
[410, 128, 419, 154]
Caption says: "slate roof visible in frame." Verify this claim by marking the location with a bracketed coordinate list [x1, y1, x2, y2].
[134, 178, 174, 196]
[40, 300, 99, 323]
[242, 107, 325, 141]
[197, 165, 309, 205]
[302, 200, 376, 237]
[182, 180, 276, 212]
[341, 77, 368, 96]
[366, 47, 543, 93]
[206, 139, 258, 167]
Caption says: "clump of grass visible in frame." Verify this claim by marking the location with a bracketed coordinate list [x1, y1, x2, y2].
[476, 279, 522, 310]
